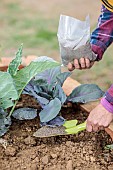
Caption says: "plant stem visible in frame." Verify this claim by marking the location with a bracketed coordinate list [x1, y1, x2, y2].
[8, 100, 18, 117]
[8, 87, 24, 117]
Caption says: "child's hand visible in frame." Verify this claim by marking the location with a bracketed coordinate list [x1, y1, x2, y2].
[68, 58, 95, 71]
[86, 103, 113, 132]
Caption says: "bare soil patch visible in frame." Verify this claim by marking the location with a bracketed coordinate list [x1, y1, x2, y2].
[0, 95, 113, 170]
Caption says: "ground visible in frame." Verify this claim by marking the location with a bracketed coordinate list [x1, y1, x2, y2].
[0, 95, 113, 170]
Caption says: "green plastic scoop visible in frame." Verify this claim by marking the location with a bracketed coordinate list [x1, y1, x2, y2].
[33, 120, 86, 138]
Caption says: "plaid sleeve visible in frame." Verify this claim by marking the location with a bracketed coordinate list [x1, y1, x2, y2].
[90, 5, 113, 60]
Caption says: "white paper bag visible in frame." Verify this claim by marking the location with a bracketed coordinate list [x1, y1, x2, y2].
[57, 15, 97, 66]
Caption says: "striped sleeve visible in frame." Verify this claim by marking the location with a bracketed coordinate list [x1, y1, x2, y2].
[90, 5, 113, 60]
[105, 85, 113, 105]
[101, 85, 113, 113]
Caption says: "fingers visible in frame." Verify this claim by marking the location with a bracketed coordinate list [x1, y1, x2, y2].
[79, 58, 85, 68]
[67, 62, 75, 71]
[73, 59, 81, 69]
[98, 116, 108, 127]
[87, 119, 102, 132]
[86, 115, 112, 132]
[67, 58, 95, 71]
[67, 60, 81, 71]
[86, 104, 113, 133]
[87, 118, 99, 132]
[85, 58, 90, 68]
[79, 58, 93, 69]
[79, 58, 94, 69]
[86, 112, 104, 132]
[96, 113, 113, 128]
[86, 120, 93, 132]
[87, 115, 104, 132]
[74, 58, 93, 69]
[98, 126, 104, 131]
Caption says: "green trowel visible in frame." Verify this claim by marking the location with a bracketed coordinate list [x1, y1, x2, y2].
[33, 120, 86, 138]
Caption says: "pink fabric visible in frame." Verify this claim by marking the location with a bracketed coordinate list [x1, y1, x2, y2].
[101, 97, 113, 113]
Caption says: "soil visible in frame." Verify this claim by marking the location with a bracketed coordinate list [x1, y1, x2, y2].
[0, 95, 113, 170]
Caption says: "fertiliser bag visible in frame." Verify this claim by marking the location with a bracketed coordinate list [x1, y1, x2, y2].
[57, 15, 97, 66]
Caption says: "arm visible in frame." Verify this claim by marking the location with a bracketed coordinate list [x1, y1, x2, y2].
[68, 5, 113, 70]
[86, 5, 113, 132]
[91, 5, 113, 60]
[92, 5, 113, 111]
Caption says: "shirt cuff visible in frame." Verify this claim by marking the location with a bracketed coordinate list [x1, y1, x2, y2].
[91, 43, 105, 61]
[101, 97, 113, 113]
[105, 85, 113, 104]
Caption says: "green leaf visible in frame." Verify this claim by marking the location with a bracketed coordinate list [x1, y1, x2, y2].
[14, 60, 60, 97]
[67, 84, 104, 103]
[0, 71, 18, 109]
[7, 44, 23, 76]
[63, 120, 78, 129]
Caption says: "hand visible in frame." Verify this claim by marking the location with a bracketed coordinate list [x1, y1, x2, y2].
[68, 57, 95, 71]
[86, 103, 113, 132]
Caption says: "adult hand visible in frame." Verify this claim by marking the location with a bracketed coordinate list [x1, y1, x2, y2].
[68, 58, 95, 71]
[86, 103, 113, 132]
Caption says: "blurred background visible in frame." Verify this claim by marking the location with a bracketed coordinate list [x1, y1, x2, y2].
[0, 0, 113, 91]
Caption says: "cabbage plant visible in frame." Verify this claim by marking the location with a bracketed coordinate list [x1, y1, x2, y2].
[23, 61, 104, 127]
[0, 45, 104, 137]
[0, 45, 60, 136]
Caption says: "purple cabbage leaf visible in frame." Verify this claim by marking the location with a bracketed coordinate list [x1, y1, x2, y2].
[23, 80, 49, 107]
[12, 108, 37, 120]
[53, 84, 67, 104]
[39, 98, 61, 122]
[67, 84, 104, 103]
[0, 108, 11, 136]
[56, 72, 71, 87]
[35, 66, 61, 85]
[40, 116, 65, 127]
